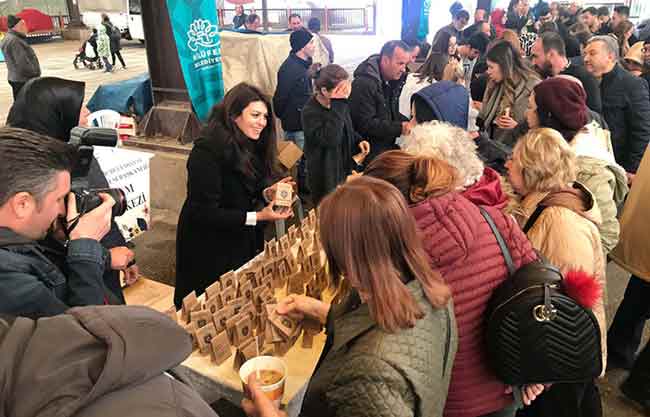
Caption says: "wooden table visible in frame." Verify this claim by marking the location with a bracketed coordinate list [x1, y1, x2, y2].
[124, 276, 326, 416]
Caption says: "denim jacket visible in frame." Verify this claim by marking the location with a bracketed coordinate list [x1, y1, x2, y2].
[0, 227, 109, 318]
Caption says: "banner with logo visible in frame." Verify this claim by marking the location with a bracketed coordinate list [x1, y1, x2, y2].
[94, 147, 155, 242]
[166, 0, 225, 121]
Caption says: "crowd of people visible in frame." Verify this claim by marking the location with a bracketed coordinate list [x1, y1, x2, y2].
[1, 1, 650, 417]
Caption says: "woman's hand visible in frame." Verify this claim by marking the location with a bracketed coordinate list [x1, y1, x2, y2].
[276, 294, 331, 324]
[263, 177, 296, 203]
[494, 115, 518, 130]
[110, 246, 135, 270]
[241, 374, 287, 417]
[256, 201, 293, 222]
[330, 80, 352, 100]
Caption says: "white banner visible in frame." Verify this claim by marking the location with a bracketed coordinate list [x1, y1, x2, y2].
[93, 146, 155, 241]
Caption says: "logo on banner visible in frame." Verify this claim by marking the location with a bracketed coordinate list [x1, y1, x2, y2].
[187, 18, 219, 52]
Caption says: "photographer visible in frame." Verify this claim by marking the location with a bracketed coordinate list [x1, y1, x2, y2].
[6, 77, 137, 303]
[0, 128, 115, 318]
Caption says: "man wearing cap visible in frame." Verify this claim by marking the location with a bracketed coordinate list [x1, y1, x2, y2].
[273, 28, 316, 192]
[0, 15, 41, 99]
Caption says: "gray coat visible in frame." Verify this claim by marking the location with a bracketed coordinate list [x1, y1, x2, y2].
[0, 30, 41, 82]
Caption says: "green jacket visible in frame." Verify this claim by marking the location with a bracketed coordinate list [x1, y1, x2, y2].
[301, 280, 458, 417]
[572, 124, 629, 253]
[96, 25, 111, 58]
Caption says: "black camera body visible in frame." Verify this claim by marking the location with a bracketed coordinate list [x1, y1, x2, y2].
[68, 127, 127, 219]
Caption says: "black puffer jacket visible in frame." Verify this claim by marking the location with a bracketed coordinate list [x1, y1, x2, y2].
[273, 53, 312, 132]
[600, 64, 650, 173]
[349, 54, 407, 163]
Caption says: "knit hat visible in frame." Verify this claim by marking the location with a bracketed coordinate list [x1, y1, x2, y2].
[290, 29, 313, 53]
[534, 77, 588, 141]
[7, 15, 22, 29]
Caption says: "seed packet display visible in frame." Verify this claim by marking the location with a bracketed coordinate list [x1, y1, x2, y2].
[233, 315, 254, 347]
[205, 280, 222, 300]
[164, 306, 178, 323]
[205, 295, 223, 315]
[239, 281, 254, 303]
[279, 234, 291, 253]
[191, 310, 213, 329]
[225, 313, 244, 345]
[181, 291, 200, 323]
[182, 322, 199, 349]
[275, 182, 294, 208]
[212, 305, 235, 333]
[296, 244, 306, 263]
[210, 331, 232, 365]
[287, 272, 305, 295]
[221, 286, 237, 305]
[259, 287, 276, 304]
[261, 275, 274, 292]
[229, 296, 247, 315]
[263, 261, 276, 278]
[196, 323, 218, 355]
[309, 251, 321, 270]
[220, 271, 237, 290]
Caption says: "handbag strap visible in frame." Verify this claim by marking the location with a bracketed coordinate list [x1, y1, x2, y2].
[523, 205, 547, 234]
[479, 207, 515, 276]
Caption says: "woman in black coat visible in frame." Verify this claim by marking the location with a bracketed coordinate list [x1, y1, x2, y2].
[6, 77, 135, 303]
[174, 83, 293, 307]
[302, 65, 369, 204]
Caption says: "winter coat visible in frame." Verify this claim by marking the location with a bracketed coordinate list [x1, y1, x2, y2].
[478, 74, 540, 147]
[571, 122, 629, 253]
[599, 63, 650, 173]
[316, 33, 334, 63]
[411, 193, 538, 417]
[233, 13, 247, 29]
[0, 227, 109, 318]
[96, 25, 111, 58]
[412, 81, 470, 129]
[350, 54, 407, 163]
[611, 148, 650, 281]
[273, 53, 313, 132]
[560, 62, 602, 114]
[0, 30, 41, 82]
[505, 10, 531, 32]
[103, 21, 121, 52]
[516, 183, 608, 373]
[461, 167, 511, 212]
[302, 96, 362, 204]
[0, 305, 218, 417]
[174, 107, 272, 307]
[300, 280, 458, 417]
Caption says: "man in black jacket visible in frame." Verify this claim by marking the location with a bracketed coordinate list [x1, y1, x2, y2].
[0, 128, 115, 318]
[585, 36, 650, 180]
[349, 40, 412, 163]
[273, 29, 315, 191]
[530, 33, 602, 114]
[0, 15, 41, 99]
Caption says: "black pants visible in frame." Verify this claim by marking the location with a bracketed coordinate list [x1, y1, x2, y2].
[112, 50, 126, 67]
[9, 81, 25, 99]
[608, 275, 650, 368]
[516, 381, 602, 417]
[627, 341, 650, 395]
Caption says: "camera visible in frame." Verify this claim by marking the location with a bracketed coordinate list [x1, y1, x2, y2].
[67, 127, 127, 220]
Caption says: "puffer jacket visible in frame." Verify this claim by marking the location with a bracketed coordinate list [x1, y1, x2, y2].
[516, 183, 608, 373]
[571, 122, 629, 253]
[350, 54, 407, 163]
[611, 148, 650, 281]
[300, 280, 458, 417]
[0, 305, 218, 417]
[273, 53, 313, 132]
[0, 30, 41, 82]
[411, 193, 537, 417]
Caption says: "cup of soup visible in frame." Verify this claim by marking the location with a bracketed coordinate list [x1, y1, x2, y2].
[239, 356, 287, 407]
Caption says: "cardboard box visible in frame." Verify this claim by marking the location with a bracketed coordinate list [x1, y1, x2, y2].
[277, 140, 303, 169]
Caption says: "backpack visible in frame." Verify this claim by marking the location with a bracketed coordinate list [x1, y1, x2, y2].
[479, 207, 602, 385]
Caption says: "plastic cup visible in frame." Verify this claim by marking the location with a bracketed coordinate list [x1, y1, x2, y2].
[239, 356, 287, 407]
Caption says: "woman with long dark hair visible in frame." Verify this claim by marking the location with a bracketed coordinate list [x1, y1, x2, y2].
[174, 83, 292, 307]
[242, 175, 457, 417]
[6, 76, 135, 304]
[478, 40, 540, 146]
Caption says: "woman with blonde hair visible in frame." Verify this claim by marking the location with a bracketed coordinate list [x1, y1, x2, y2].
[243, 175, 457, 417]
[365, 150, 541, 417]
[506, 127, 606, 417]
[478, 40, 540, 146]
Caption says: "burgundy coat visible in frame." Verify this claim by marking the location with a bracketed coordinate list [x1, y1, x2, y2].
[411, 192, 537, 417]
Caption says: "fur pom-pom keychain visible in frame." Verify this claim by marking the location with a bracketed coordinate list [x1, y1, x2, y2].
[562, 269, 602, 309]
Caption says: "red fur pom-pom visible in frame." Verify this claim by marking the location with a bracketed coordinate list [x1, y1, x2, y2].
[562, 269, 602, 309]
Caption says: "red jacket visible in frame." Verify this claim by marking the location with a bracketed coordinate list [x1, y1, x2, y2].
[411, 193, 537, 417]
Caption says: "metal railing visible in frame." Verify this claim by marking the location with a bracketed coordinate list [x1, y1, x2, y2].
[219, 7, 376, 34]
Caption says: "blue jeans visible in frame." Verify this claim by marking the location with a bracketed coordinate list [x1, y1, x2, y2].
[285, 130, 308, 192]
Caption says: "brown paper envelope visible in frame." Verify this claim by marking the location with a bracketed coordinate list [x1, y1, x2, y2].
[190, 310, 213, 329]
[210, 331, 232, 365]
[195, 323, 217, 355]
[205, 280, 222, 299]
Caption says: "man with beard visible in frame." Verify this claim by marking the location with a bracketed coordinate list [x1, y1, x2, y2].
[530, 32, 602, 114]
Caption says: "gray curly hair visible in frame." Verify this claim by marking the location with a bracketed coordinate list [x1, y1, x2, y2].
[400, 121, 484, 188]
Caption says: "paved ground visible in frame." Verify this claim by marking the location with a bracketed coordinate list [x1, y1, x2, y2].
[2, 35, 648, 417]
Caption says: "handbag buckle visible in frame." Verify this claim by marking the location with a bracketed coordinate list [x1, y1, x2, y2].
[533, 304, 557, 322]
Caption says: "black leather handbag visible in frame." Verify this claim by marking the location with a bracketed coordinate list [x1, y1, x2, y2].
[479, 207, 602, 385]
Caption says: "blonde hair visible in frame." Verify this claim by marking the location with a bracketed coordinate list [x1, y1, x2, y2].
[442, 59, 465, 85]
[400, 121, 484, 188]
[513, 128, 577, 192]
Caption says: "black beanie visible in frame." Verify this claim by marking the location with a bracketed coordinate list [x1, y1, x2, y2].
[290, 29, 313, 53]
[8, 15, 22, 29]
